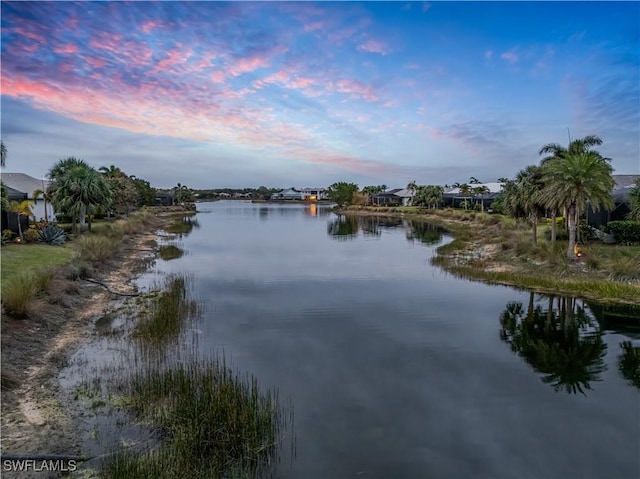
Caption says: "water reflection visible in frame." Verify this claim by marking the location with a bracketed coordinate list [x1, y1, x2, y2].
[327, 215, 444, 244]
[499, 293, 607, 395]
[618, 342, 640, 389]
[165, 215, 200, 238]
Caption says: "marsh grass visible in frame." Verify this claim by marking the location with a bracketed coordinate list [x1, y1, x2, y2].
[158, 244, 184, 261]
[133, 276, 199, 345]
[1, 268, 52, 318]
[77, 235, 120, 263]
[164, 217, 199, 235]
[105, 357, 288, 479]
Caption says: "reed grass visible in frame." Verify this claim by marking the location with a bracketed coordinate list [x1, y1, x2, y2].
[104, 357, 287, 479]
[133, 276, 199, 345]
[1, 269, 52, 318]
[77, 235, 120, 263]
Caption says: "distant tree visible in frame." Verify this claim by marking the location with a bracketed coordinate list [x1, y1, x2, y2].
[99, 164, 126, 178]
[469, 176, 481, 184]
[472, 185, 490, 212]
[131, 177, 156, 206]
[107, 176, 140, 215]
[413, 185, 444, 209]
[514, 165, 546, 245]
[327, 182, 358, 208]
[497, 177, 509, 183]
[458, 184, 471, 209]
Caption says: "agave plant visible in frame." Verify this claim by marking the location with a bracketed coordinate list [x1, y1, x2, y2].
[38, 225, 66, 245]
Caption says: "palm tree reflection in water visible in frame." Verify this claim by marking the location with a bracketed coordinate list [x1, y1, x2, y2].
[499, 293, 607, 395]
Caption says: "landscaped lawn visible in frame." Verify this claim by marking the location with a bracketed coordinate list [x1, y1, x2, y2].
[1, 243, 75, 288]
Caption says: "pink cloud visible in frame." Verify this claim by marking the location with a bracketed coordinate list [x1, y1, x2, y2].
[12, 26, 46, 43]
[227, 56, 270, 77]
[211, 71, 225, 83]
[335, 79, 378, 102]
[139, 20, 162, 34]
[357, 39, 390, 56]
[53, 43, 78, 55]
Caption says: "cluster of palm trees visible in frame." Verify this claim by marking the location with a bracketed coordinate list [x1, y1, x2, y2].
[450, 178, 491, 211]
[407, 181, 445, 209]
[500, 135, 615, 259]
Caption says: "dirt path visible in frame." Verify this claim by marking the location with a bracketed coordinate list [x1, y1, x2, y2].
[1, 214, 179, 478]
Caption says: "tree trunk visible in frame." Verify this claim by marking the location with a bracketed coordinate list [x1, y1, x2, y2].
[567, 203, 577, 259]
[17, 215, 23, 240]
[550, 208, 557, 244]
[43, 199, 49, 223]
[79, 204, 87, 233]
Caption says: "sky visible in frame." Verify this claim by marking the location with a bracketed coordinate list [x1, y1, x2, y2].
[1, 1, 639, 189]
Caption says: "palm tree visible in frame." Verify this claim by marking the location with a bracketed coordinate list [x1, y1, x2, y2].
[50, 158, 112, 233]
[539, 151, 614, 259]
[1, 140, 6, 168]
[458, 183, 471, 209]
[472, 185, 490, 212]
[469, 176, 481, 184]
[539, 135, 607, 244]
[627, 179, 640, 222]
[9, 200, 34, 241]
[32, 188, 51, 223]
[406, 181, 418, 206]
[514, 165, 545, 245]
[497, 177, 509, 183]
[99, 165, 125, 178]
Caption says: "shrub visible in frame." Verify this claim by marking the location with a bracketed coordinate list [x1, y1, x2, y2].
[77, 235, 120, 263]
[66, 259, 93, 280]
[2, 229, 14, 241]
[38, 225, 67, 245]
[606, 221, 640, 245]
[1, 271, 48, 318]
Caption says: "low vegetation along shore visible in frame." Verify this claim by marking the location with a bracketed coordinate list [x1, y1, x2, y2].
[1, 206, 290, 478]
[339, 206, 640, 306]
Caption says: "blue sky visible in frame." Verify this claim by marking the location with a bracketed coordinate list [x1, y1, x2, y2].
[1, 1, 638, 189]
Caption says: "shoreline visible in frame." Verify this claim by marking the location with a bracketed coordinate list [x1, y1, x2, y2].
[0, 208, 188, 477]
[336, 206, 640, 307]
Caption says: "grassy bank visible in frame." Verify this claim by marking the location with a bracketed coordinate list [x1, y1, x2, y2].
[0, 243, 74, 289]
[340, 206, 640, 305]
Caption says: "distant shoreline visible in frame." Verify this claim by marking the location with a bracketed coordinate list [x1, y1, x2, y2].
[337, 206, 640, 306]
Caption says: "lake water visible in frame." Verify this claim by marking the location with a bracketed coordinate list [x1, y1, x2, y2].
[141, 201, 639, 479]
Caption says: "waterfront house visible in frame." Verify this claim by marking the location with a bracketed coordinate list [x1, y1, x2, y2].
[1, 186, 29, 234]
[442, 182, 504, 209]
[370, 188, 414, 206]
[586, 175, 639, 227]
[155, 191, 174, 206]
[300, 187, 329, 201]
[270, 188, 304, 200]
[1, 172, 53, 221]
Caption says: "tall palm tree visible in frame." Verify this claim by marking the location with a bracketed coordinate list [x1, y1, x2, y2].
[469, 176, 481, 184]
[515, 165, 545, 245]
[539, 135, 606, 244]
[458, 183, 471, 209]
[9, 200, 34, 241]
[32, 188, 51, 223]
[539, 151, 614, 259]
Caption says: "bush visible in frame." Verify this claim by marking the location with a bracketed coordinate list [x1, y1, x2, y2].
[22, 228, 39, 243]
[606, 221, 640, 245]
[77, 235, 120, 263]
[1, 270, 48, 318]
[2, 229, 14, 240]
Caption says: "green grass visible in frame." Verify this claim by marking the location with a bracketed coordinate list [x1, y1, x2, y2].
[76, 235, 121, 263]
[133, 276, 199, 345]
[1, 268, 53, 318]
[105, 357, 288, 479]
[1, 243, 75, 289]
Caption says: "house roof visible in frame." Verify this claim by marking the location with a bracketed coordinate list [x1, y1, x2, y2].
[5, 185, 28, 200]
[1, 173, 49, 197]
[613, 175, 639, 190]
[445, 182, 504, 195]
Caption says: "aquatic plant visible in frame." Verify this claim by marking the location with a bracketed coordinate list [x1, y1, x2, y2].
[158, 244, 184, 261]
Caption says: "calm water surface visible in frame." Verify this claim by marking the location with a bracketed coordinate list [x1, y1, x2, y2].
[142, 201, 640, 479]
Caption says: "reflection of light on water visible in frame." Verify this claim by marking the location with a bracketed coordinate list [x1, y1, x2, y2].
[309, 203, 317, 216]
